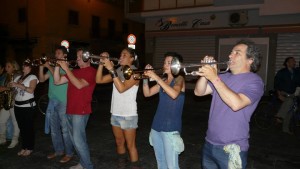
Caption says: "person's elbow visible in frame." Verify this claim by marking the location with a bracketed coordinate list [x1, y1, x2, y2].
[27, 90, 34, 94]
[230, 105, 243, 112]
[39, 78, 46, 83]
[76, 82, 89, 89]
[96, 78, 103, 84]
[230, 101, 249, 112]
[116, 88, 125, 93]
[194, 89, 204, 96]
[170, 93, 180, 100]
[76, 84, 85, 89]
[143, 92, 150, 97]
[54, 79, 60, 85]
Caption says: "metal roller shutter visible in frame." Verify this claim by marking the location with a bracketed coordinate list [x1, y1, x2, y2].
[276, 33, 300, 72]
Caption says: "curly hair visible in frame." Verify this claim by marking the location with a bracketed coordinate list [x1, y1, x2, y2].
[235, 39, 262, 72]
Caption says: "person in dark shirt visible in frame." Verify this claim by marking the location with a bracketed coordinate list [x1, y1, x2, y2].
[274, 57, 300, 134]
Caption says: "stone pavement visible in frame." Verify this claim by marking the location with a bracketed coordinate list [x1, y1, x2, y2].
[0, 84, 300, 169]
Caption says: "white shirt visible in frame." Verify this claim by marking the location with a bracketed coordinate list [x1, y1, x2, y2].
[14, 74, 39, 107]
[111, 83, 138, 117]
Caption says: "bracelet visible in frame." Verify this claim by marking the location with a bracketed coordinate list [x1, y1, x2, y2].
[213, 76, 221, 84]
[143, 79, 148, 85]
[109, 69, 118, 78]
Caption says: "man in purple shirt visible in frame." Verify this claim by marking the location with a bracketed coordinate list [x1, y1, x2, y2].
[194, 39, 264, 169]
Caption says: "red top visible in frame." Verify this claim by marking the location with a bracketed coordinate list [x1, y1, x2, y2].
[65, 66, 96, 115]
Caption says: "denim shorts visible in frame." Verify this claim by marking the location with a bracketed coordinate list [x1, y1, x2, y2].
[111, 115, 138, 129]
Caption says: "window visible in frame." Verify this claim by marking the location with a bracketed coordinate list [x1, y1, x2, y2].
[108, 19, 115, 38]
[68, 10, 79, 25]
[18, 8, 27, 23]
[91, 16, 100, 38]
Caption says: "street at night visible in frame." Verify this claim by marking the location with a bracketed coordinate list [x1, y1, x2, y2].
[1, 84, 300, 169]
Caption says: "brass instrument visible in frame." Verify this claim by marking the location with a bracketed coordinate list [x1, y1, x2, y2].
[2, 73, 16, 110]
[170, 57, 231, 76]
[32, 55, 77, 67]
[123, 65, 165, 80]
[32, 54, 55, 66]
[82, 51, 119, 65]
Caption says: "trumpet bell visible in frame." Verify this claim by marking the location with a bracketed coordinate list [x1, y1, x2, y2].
[82, 51, 102, 64]
[40, 54, 48, 64]
[123, 65, 133, 80]
[170, 57, 181, 76]
[82, 51, 91, 62]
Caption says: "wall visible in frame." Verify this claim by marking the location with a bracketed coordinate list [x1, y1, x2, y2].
[260, 0, 300, 15]
[145, 10, 300, 32]
[0, 0, 144, 61]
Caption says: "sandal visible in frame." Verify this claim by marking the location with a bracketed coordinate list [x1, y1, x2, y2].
[17, 149, 26, 156]
[21, 150, 33, 157]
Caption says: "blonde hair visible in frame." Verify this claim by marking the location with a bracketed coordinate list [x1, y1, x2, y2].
[6, 59, 20, 72]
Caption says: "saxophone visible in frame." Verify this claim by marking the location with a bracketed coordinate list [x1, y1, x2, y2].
[2, 73, 15, 110]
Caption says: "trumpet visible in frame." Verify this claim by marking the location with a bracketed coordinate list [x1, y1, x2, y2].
[171, 57, 231, 76]
[32, 55, 52, 66]
[32, 55, 77, 67]
[82, 51, 119, 65]
[123, 65, 166, 80]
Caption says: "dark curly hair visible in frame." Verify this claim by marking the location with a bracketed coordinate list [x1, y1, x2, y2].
[235, 39, 262, 72]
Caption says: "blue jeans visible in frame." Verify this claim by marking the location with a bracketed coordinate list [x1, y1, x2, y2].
[6, 117, 13, 140]
[48, 98, 73, 156]
[150, 129, 180, 169]
[67, 114, 93, 169]
[202, 141, 248, 169]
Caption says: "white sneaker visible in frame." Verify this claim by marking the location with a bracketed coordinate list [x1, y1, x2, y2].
[7, 140, 18, 148]
[69, 163, 84, 169]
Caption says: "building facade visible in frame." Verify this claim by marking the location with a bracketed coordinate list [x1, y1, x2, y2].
[125, 0, 300, 90]
[0, 0, 144, 65]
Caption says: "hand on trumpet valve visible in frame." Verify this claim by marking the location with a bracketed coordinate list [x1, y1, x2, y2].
[56, 60, 68, 70]
[197, 56, 218, 81]
[144, 64, 159, 81]
[100, 52, 114, 70]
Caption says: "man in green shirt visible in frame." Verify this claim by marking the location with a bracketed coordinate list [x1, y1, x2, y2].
[39, 46, 73, 163]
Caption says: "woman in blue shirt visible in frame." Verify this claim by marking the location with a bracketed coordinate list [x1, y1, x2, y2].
[143, 52, 185, 169]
